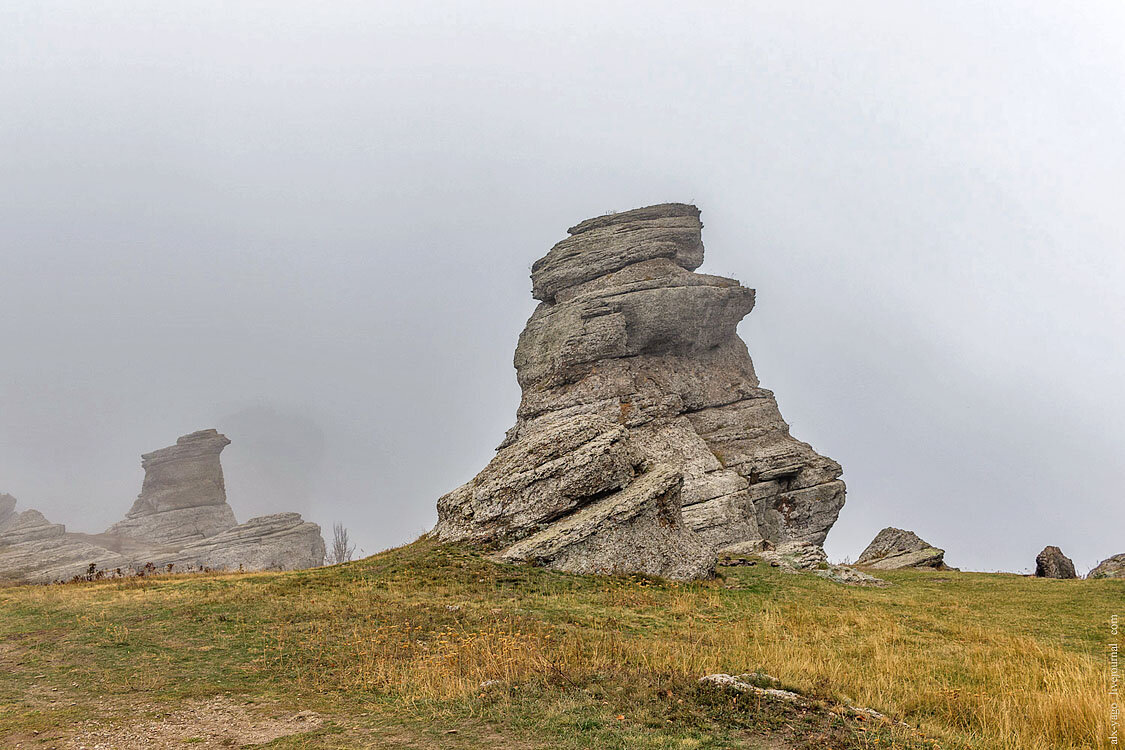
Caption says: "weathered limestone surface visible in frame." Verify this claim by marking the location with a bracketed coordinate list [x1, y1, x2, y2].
[106, 429, 238, 546]
[435, 204, 846, 580]
[436, 415, 641, 546]
[0, 430, 325, 584]
[0, 499, 130, 584]
[1089, 553, 1125, 579]
[1035, 546, 1077, 579]
[856, 527, 949, 570]
[149, 513, 326, 572]
[0, 534, 130, 584]
[500, 465, 714, 581]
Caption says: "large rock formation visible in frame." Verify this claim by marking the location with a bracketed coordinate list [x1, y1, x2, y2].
[106, 429, 238, 545]
[1034, 546, 1077, 579]
[435, 203, 846, 579]
[856, 527, 949, 570]
[1089, 553, 1125, 579]
[0, 430, 325, 584]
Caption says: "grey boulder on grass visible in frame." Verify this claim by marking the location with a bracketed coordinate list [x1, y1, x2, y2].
[856, 527, 950, 570]
[1034, 546, 1078, 579]
[434, 203, 847, 580]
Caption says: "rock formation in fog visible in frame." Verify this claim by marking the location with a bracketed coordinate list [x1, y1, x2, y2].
[0, 494, 65, 545]
[0, 495, 131, 583]
[0, 431, 325, 584]
[149, 512, 326, 572]
[107, 429, 238, 545]
[434, 203, 845, 580]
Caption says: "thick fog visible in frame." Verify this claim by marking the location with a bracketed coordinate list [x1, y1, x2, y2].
[2, 2, 1122, 572]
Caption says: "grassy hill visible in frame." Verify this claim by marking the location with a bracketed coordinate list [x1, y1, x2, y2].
[0, 539, 1118, 749]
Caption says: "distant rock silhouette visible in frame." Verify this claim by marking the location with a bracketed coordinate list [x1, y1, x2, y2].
[0, 430, 324, 584]
[434, 204, 845, 580]
[107, 429, 238, 545]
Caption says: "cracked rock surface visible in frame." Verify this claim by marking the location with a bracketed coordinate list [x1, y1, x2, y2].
[435, 203, 846, 580]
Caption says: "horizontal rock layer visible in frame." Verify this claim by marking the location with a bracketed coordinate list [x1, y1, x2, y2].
[148, 513, 326, 572]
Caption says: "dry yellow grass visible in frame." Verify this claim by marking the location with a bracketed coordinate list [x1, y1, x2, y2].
[1, 540, 1119, 749]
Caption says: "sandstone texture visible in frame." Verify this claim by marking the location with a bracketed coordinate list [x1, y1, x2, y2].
[434, 204, 846, 580]
[1034, 546, 1077, 579]
[0, 430, 325, 584]
[1089, 553, 1125, 579]
[856, 527, 949, 570]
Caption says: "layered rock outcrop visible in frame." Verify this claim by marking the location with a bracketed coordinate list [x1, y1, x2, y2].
[1089, 553, 1125, 579]
[107, 429, 238, 545]
[856, 527, 949, 570]
[0, 504, 65, 546]
[435, 204, 846, 579]
[0, 430, 325, 584]
[1034, 546, 1077, 579]
[149, 513, 325, 572]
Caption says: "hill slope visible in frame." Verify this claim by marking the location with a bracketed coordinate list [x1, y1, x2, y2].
[0, 540, 1117, 749]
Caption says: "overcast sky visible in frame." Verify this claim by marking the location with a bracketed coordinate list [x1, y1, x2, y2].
[2, 2, 1122, 573]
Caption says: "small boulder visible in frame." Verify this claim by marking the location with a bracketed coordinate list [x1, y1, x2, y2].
[1088, 553, 1125, 580]
[856, 527, 948, 570]
[1034, 546, 1077, 579]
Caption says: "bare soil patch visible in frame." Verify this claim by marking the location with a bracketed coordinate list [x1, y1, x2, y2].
[64, 696, 321, 749]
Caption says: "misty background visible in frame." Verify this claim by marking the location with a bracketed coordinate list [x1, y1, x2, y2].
[2, 2, 1122, 573]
